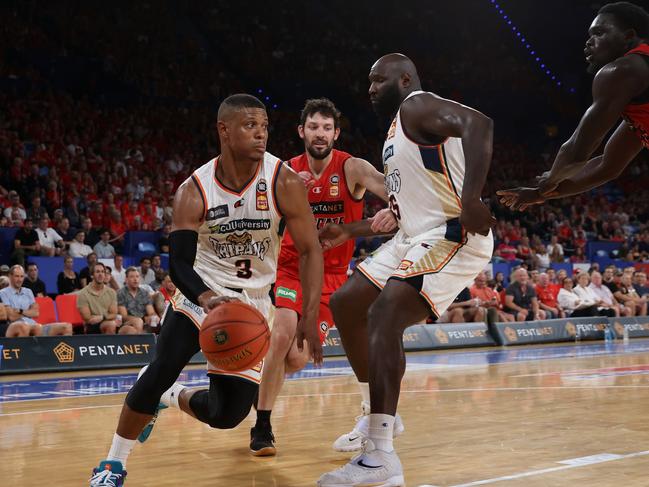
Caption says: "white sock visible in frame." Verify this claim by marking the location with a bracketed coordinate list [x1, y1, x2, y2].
[161, 383, 186, 408]
[106, 433, 136, 467]
[369, 413, 395, 452]
[358, 382, 370, 412]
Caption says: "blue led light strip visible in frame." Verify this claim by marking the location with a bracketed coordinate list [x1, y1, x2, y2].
[257, 88, 279, 109]
[489, 0, 576, 93]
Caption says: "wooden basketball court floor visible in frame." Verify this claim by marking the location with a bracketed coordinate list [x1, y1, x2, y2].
[3, 339, 649, 486]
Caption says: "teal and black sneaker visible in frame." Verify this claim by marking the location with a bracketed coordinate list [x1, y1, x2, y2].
[135, 365, 168, 443]
[89, 460, 127, 486]
[138, 401, 168, 443]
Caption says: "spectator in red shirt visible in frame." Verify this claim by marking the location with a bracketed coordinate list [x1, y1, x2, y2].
[109, 212, 127, 247]
[516, 236, 534, 268]
[470, 272, 514, 322]
[535, 272, 563, 319]
[495, 236, 519, 263]
[557, 220, 572, 243]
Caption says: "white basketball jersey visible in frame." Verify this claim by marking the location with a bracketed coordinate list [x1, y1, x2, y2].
[383, 90, 466, 238]
[191, 152, 284, 293]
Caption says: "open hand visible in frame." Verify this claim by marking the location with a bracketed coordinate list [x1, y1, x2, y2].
[497, 187, 546, 211]
[198, 290, 240, 314]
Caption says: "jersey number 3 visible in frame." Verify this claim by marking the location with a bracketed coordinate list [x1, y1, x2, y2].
[235, 259, 252, 279]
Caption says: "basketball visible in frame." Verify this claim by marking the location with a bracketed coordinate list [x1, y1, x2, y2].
[199, 301, 270, 372]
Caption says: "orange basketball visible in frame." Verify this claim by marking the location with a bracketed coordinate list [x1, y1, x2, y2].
[199, 301, 270, 372]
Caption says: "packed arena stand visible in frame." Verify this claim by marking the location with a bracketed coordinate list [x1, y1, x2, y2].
[1, 1, 649, 332]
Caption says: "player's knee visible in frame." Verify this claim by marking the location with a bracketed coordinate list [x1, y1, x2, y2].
[367, 297, 393, 324]
[207, 407, 250, 429]
[330, 287, 352, 317]
[269, 327, 294, 355]
[207, 415, 242, 430]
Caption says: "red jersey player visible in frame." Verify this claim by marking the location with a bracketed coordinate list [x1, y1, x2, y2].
[498, 2, 649, 208]
[249, 98, 396, 456]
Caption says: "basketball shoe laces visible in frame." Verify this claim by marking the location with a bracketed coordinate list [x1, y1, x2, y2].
[90, 468, 123, 486]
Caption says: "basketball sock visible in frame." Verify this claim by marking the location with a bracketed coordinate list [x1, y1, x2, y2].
[106, 433, 136, 467]
[161, 383, 186, 409]
[255, 409, 272, 428]
[369, 413, 395, 452]
[358, 382, 370, 411]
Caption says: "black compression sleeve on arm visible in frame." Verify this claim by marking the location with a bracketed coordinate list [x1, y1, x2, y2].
[169, 230, 211, 305]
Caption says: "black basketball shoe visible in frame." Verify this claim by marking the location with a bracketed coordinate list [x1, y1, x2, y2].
[250, 424, 276, 456]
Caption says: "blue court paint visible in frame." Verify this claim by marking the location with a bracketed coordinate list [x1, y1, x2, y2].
[2, 339, 649, 403]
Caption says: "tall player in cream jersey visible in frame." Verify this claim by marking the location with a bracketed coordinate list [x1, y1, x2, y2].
[89, 94, 323, 486]
[318, 54, 496, 486]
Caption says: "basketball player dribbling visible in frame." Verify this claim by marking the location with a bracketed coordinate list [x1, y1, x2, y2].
[250, 98, 399, 456]
[89, 94, 324, 486]
[317, 54, 495, 486]
[498, 2, 649, 209]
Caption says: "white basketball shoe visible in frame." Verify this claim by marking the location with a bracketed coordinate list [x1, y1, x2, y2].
[318, 439, 405, 487]
[332, 402, 404, 452]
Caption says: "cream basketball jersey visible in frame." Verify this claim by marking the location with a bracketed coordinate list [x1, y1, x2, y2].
[191, 152, 284, 292]
[383, 90, 466, 238]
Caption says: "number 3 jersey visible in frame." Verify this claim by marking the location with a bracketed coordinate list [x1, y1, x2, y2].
[191, 152, 284, 293]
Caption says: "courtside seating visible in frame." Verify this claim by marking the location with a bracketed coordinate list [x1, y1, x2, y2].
[35, 296, 57, 325]
[55, 294, 84, 329]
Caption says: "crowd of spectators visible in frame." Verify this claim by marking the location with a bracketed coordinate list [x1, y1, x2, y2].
[0, 256, 175, 337]
[1, 2, 649, 336]
[439, 263, 649, 326]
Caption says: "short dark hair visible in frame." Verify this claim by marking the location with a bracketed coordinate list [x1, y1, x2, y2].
[125, 266, 140, 277]
[26, 262, 38, 270]
[217, 94, 266, 120]
[300, 98, 341, 129]
[90, 262, 106, 275]
[599, 2, 649, 38]
[140, 256, 151, 264]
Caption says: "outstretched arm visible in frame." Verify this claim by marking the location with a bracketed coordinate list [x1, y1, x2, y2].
[538, 59, 646, 192]
[498, 121, 642, 210]
[548, 122, 642, 198]
[319, 216, 397, 251]
[276, 164, 324, 364]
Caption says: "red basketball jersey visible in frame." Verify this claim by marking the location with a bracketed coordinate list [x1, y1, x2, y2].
[280, 149, 364, 274]
[623, 44, 649, 148]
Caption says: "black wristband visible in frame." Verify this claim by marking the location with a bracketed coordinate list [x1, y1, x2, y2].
[169, 229, 211, 305]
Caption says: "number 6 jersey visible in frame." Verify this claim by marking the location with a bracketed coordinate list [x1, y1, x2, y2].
[191, 152, 284, 293]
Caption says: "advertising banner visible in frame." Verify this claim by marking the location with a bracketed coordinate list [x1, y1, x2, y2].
[493, 317, 610, 345]
[610, 317, 649, 338]
[425, 323, 496, 349]
[0, 335, 156, 374]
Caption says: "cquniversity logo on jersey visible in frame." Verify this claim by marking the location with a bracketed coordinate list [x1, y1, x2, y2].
[210, 218, 272, 234]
